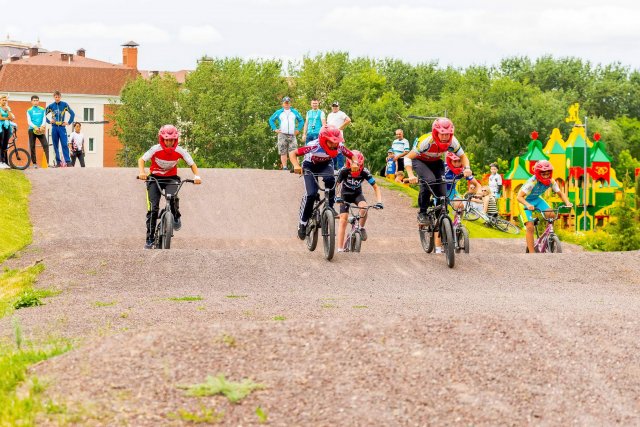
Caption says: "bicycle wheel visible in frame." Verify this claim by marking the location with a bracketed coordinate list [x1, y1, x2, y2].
[161, 211, 174, 249]
[351, 230, 362, 253]
[321, 209, 335, 261]
[8, 148, 30, 170]
[464, 207, 480, 221]
[494, 218, 521, 235]
[456, 226, 470, 254]
[549, 234, 562, 253]
[419, 225, 434, 253]
[440, 216, 455, 268]
[306, 216, 319, 251]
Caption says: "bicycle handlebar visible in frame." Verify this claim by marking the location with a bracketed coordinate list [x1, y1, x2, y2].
[532, 205, 572, 213]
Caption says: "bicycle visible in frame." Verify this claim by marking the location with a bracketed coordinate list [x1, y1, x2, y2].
[450, 195, 472, 254]
[339, 202, 381, 253]
[464, 202, 521, 235]
[7, 134, 30, 170]
[526, 205, 570, 253]
[303, 172, 338, 261]
[138, 176, 194, 250]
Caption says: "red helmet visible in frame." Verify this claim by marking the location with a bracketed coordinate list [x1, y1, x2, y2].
[534, 160, 553, 186]
[318, 126, 343, 158]
[432, 117, 454, 151]
[158, 124, 180, 151]
[346, 150, 365, 177]
[445, 152, 463, 175]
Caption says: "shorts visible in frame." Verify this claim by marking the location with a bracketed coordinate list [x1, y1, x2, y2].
[339, 192, 366, 214]
[277, 133, 297, 155]
[520, 198, 550, 223]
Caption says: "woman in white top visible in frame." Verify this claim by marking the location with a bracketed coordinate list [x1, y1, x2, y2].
[68, 123, 86, 167]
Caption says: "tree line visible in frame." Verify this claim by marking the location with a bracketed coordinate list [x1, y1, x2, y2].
[112, 52, 640, 179]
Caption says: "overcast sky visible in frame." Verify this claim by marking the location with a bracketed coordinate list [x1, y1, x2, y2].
[3, 0, 640, 72]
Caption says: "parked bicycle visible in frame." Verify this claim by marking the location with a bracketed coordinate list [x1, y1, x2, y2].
[338, 202, 381, 253]
[138, 176, 194, 249]
[303, 172, 338, 261]
[7, 134, 30, 170]
[463, 202, 521, 235]
[527, 205, 570, 253]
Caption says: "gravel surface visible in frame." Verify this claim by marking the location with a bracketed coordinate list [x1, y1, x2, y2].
[3, 168, 640, 426]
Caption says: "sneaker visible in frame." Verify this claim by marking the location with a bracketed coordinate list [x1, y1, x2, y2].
[173, 217, 182, 231]
[337, 248, 345, 253]
[0, 163, 9, 169]
[282, 166, 289, 171]
[360, 228, 368, 241]
[417, 212, 428, 225]
[33, 164, 39, 169]
[435, 246, 443, 254]
[297, 223, 306, 240]
[144, 240, 154, 249]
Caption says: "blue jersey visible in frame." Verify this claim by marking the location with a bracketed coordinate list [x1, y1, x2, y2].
[444, 168, 474, 197]
[305, 109, 325, 135]
[46, 101, 75, 125]
[520, 176, 560, 202]
[385, 158, 396, 175]
[27, 106, 46, 129]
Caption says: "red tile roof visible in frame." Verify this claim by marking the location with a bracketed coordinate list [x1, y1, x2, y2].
[0, 51, 139, 96]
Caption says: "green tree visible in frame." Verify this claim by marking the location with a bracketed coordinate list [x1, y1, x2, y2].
[616, 150, 640, 185]
[606, 183, 640, 251]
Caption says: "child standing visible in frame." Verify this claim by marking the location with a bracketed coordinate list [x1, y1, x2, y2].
[69, 123, 86, 167]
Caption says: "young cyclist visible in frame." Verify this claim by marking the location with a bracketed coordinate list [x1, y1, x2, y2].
[517, 160, 572, 254]
[138, 125, 201, 249]
[444, 152, 481, 211]
[289, 126, 359, 240]
[335, 150, 383, 251]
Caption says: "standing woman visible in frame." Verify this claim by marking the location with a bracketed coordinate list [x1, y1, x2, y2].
[0, 95, 15, 169]
[68, 123, 86, 167]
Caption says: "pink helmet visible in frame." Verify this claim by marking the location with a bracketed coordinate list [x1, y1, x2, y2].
[318, 126, 343, 158]
[432, 118, 454, 150]
[445, 151, 463, 175]
[534, 160, 553, 186]
[346, 150, 365, 177]
[158, 124, 180, 151]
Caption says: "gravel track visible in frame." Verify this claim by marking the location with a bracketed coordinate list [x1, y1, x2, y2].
[3, 168, 640, 426]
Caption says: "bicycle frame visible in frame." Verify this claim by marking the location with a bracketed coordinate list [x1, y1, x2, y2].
[531, 206, 566, 253]
[341, 203, 374, 252]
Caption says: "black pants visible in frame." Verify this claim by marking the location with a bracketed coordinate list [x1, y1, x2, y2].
[146, 175, 181, 241]
[413, 159, 446, 213]
[28, 130, 50, 165]
[0, 128, 9, 164]
[299, 161, 335, 223]
[70, 151, 85, 167]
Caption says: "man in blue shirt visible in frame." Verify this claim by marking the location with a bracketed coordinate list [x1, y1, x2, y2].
[269, 96, 303, 170]
[27, 95, 50, 168]
[46, 91, 75, 167]
[302, 98, 326, 144]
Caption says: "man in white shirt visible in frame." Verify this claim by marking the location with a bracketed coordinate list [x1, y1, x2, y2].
[390, 129, 410, 180]
[326, 101, 351, 169]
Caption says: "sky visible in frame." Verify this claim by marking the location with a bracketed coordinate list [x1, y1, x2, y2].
[3, 0, 640, 72]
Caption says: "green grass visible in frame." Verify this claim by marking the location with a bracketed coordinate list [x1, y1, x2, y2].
[167, 406, 224, 424]
[178, 374, 265, 404]
[225, 295, 248, 299]
[168, 296, 203, 302]
[0, 171, 32, 263]
[272, 315, 286, 321]
[0, 263, 55, 318]
[376, 175, 521, 239]
[94, 301, 117, 307]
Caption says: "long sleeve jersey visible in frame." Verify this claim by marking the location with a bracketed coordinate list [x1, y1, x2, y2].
[46, 101, 75, 125]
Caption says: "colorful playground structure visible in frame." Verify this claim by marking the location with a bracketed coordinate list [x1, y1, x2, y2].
[497, 104, 632, 231]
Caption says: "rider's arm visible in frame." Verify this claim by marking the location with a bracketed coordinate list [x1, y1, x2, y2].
[339, 145, 359, 169]
[289, 146, 309, 173]
[372, 183, 383, 204]
[517, 190, 534, 210]
[137, 157, 147, 179]
[190, 163, 201, 184]
[555, 185, 572, 206]
[468, 177, 481, 192]
[405, 150, 418, 181]
[459, 152, 472, 176]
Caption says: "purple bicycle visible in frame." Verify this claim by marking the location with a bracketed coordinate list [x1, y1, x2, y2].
[340, 202, 381, 253]
[527, 205, 571, 253]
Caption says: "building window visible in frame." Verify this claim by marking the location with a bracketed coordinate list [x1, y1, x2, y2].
[89, 138, 94, 152]
[84, 108, 94, 121]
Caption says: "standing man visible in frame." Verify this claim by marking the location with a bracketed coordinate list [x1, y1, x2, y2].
[391, 129, 410, 182]
[27, 95, 49, 168]
[302, 98, 326, 144]
[488, 162, 503, 198]
[269, 96, 304, 170]
[46, 91, 75, 167]
[326, 101, 351, 169]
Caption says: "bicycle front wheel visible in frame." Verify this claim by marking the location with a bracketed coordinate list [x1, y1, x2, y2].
[456, 226, 470, 254]
[161, 211, 174, 249]
[321, 209, 335, 261]
[9, 148, 30, 170]
[419, 226, 434, 253]
[440, 216, 455, 268]
[306, 216, 319, 251]
[351, 230, 362, 253]
[495, 218, 521, 235]
[549, 235, 562, 253]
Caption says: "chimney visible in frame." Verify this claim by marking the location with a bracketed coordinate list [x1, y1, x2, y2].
[76, 48, 85, 57]
[29, 45, 39, 57]
[10, 55, 20, 62]
[121, 40, 139, 69]
[60, 53, 68, 61]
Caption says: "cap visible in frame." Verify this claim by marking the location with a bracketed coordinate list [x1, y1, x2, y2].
[331, 101, 340, 107]
[387, 149, 394, 153]
[282, 96, 291, 103]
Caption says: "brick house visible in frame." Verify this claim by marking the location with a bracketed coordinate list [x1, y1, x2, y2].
[0, 42, 140, 167]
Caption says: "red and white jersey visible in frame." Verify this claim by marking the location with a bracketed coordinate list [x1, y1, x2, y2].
[142, 144, 195, 176]
[295, 140, 354, 164]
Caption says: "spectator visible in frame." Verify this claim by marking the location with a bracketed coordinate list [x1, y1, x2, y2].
[384, 149, 396, 177]
[269, 96, 304, 170]
[302, 98, 326, 143]
[27, 95, 50, 168]
[46, 91, 75, 167]
[326, 101, 351, 169]
[391, 129, 410, 174]
[488, 162, 503, 198]
[68, 123, 86, 167]
[482, 186, 499, 218]
[0, 95, 15, 169]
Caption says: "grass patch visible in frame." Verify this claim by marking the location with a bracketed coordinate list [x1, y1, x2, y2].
[0, 263, 53, 318]
[168, 296, 203, 302]
[0, 171, 32, 263]
[220, 334, 236, 348]
[93, 301, 117, 307]
[352, 305, 368, 309]
[272, 315, 286, 321]
[321, 304, 337, 309]
[225, 295, 248, 299]
[179, 374, 265, 404]
[255, 406, 268, 424]
[556, 228, 610, 251]
[167, 406, 225, 424]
